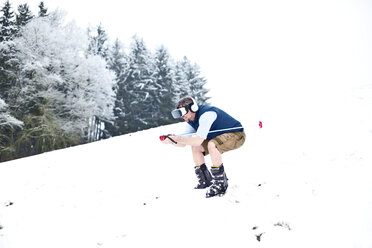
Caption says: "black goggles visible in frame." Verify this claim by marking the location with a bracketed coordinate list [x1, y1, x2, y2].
[171, 107, 188, 119]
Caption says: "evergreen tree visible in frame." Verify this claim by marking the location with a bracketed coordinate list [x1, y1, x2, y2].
[183, 58, 210, 104]
[119, 36, 156, 133]
[106, 39, 129, 136]
[107, 39, 128, 78]
[175, 56, 210, 104]
[0, 1, 20, 103]
[153, 46, 177, 125]
[174, 57, 191, 101]
[0, 97, 23, 161]
[38, 1, 48, 17]
[16, 3, 34, 30]
[0, 40, 19, 104]
[0, 98, 23, 127]
[0, 0, 16, 42]
[88, 23, 109, 58]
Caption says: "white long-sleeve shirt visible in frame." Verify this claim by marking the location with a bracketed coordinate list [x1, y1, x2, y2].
[182, 111, 217, 139]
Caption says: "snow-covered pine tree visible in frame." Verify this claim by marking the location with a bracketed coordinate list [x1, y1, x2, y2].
[173, 57, 191, 102]
[106, 39, 129, 136]
[88, 23, 109, 58]
[175, 56, 210, 104]
[0, 0, 17, 42]
[107, 39, 128, 79]
[38, 1, 48, 17]
[0, 38, 19, 103]
[119, 36, 156, 133]
[153, 45, 178, 125]
[0, 97, 23, 162]
[184, 58, 210, 105]
[0, 98, 23, 127]
[0, 1, 19, 103]
[16, 3, 34, 31]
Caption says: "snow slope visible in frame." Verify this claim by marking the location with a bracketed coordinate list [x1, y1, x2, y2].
[1, 86, 372, 248]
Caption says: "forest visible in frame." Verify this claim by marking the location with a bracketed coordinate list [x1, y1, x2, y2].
[0, 1, 210, 162]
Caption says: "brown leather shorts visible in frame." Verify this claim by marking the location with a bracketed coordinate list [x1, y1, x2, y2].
[201, 131, 246, 156]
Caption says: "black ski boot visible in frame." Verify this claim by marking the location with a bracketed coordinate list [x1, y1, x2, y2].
[206, 164, 228, 198]
[194, 163, 212, 189]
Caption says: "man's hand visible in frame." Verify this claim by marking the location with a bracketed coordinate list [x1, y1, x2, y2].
[159, 134, 177, 144]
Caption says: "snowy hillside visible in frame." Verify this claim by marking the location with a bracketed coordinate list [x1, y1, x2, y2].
[1, 85, 372, 248]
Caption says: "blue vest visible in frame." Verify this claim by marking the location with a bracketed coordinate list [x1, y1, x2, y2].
[188, 105, 244, 140]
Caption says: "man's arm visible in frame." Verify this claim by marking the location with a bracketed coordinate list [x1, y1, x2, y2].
[167, 135, 205, 147]
[164, 111, 217, 147]
[195, 111, 217, 139]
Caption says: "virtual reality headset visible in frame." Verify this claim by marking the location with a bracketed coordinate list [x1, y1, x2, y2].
[171, 106, 188, 119]
[171, 97, 199, 119]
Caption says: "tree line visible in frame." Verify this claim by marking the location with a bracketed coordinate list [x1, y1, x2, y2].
[0, 1, 210, 162]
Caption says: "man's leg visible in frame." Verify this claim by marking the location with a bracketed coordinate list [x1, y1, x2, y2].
[191, 145, 212, 189]
[208, 141, 223, 166]
[191, 145, 205, 166]
[206, 140, 228, 197]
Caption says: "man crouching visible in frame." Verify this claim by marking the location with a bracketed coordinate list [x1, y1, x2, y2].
[161, 96, 245, 198]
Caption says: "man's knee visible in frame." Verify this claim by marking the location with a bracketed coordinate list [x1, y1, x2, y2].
[207, 140, 218, 152]
[192, 145, 204, 154]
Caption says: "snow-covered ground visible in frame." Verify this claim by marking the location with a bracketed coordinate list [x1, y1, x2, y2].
[0, 83, 372, 248]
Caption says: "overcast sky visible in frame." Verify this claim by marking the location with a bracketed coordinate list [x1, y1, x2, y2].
[8, 0, 372, 123]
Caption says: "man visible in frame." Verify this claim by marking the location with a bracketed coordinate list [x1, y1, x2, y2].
[161, 96, 245, 198]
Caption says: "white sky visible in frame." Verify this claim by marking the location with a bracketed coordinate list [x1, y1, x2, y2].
[8, 0, 372, 122]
